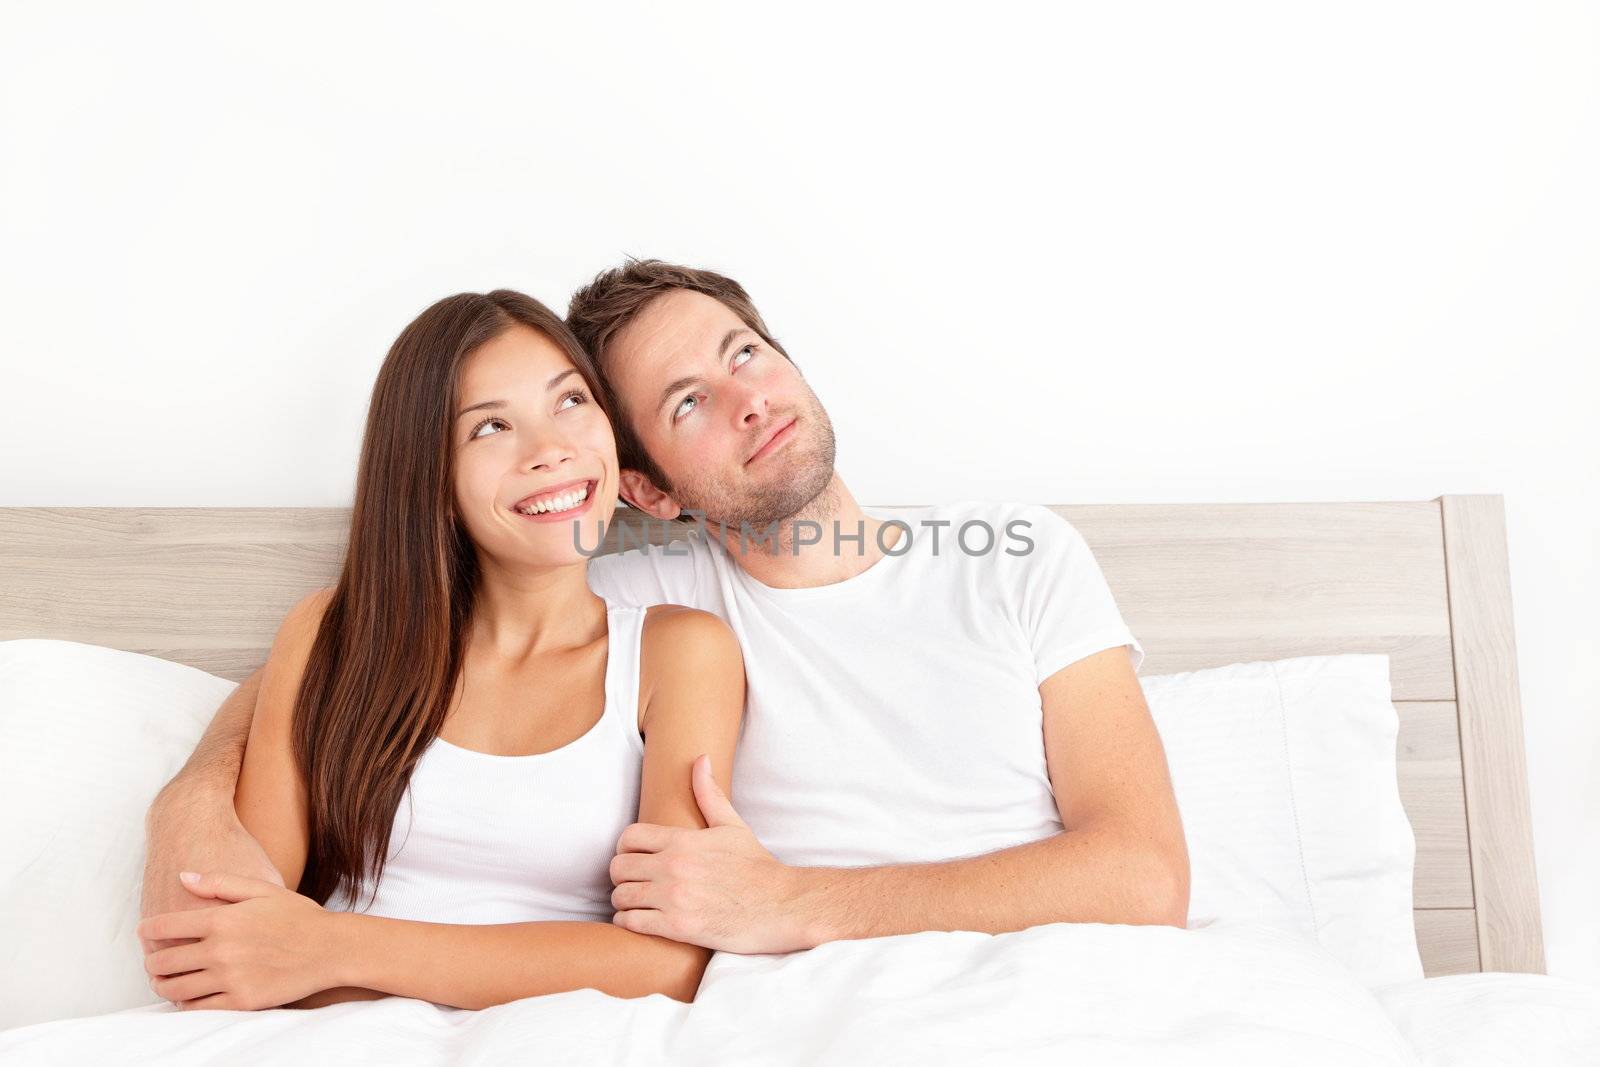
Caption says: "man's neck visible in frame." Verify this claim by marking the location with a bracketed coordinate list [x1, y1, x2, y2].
[709, 474, 904, 590]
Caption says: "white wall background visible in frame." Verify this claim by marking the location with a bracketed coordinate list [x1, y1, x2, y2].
[3, 2, 1595, 981]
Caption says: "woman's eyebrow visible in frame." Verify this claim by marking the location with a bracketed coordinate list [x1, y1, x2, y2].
[456, 371, 580, 419]
[457, 399, 505, 419]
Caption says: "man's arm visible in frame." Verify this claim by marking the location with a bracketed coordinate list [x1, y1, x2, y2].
[159, 669, 261, 803]
[611, 645, 1190, 953]
[782, 644, 1189, 945]
[141, 668, 284, 955]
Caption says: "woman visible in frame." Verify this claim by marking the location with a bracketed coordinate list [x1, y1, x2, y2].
[135, 291, 745, 1010]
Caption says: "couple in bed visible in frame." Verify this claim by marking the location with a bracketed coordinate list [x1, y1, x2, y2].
[137, 260, 1190, 1011]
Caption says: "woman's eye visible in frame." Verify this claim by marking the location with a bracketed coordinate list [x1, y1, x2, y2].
[470, 417, 507, 440]
[732, 343, 756, 368]
[673, 393, 701, 422]
[558, 390, 589, 411]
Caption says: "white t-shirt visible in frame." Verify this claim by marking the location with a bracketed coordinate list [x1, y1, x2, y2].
[586, 500, 1144, 868]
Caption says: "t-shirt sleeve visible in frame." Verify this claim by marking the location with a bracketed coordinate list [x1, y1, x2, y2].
[585, 532, 709, 610]
[1006, 505, 1145, 686]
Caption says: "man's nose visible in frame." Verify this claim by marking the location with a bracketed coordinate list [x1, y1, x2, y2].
[733, 379, 770, 426]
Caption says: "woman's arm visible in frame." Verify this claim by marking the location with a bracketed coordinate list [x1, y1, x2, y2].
[234, 587, 392, 1005]
[233, 587, 333, 890]
[321, 604, 747, 1007]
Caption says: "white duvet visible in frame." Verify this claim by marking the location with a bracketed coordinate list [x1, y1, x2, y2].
[1374, 971, 1600, 1067]
[4, 918, 1596, 1066]
[0, 918, 1418, 1066]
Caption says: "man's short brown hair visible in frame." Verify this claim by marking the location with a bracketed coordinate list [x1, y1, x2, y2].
[567, 259, 791, 499]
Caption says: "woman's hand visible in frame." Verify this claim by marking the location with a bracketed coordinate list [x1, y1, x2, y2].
[138, 872, 340, 1011]
[140, 795, 286, 957]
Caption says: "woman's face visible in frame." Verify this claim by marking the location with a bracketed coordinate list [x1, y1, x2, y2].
[451, 324, 619, 569]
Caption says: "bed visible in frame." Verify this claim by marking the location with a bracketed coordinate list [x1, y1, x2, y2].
[0, 494, 1594, 1065]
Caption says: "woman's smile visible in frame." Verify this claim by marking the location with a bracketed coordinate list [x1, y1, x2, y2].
[508, 478, 599, 523]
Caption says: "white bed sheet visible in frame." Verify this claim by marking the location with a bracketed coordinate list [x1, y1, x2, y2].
[1373, 971, 1600, 1067]
[0, 918, 1423, 1066]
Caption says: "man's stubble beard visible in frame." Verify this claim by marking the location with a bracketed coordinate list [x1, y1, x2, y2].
[665, 397, 839, 533]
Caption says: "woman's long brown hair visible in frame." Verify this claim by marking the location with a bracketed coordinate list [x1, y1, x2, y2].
[291, 290, 609, 907]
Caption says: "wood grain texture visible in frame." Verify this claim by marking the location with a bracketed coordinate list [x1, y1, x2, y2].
[0, 508, 347, 679]
[1441, 494, 1547, 973]
[1045, 502, 1454, 701]
[0, 497, 1541, 975]
[1415, 908, 1482, 976]
[1397, 701, 1474, 910]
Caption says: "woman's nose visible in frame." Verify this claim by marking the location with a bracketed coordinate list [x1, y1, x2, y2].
[521, 429, 578, 473]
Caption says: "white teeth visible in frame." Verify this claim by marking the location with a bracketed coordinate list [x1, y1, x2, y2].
[516, 482, 589, 516]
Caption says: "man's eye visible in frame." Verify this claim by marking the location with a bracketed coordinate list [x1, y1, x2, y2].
[673, 394, 701, 422]
[469, 417, 507, 440]
[732, 343, 756, 368]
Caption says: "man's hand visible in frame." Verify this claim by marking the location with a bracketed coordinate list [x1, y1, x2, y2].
[609, 755, 814, 955]
[140, 794, 285, 956]
[139, 873, 335, 1011]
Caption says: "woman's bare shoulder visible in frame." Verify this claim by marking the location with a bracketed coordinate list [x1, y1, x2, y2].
[640, 603, 740, 664]
[282, 586, 336, 635]
[638, 605, 744, 715]
[256, 586, 337, 717]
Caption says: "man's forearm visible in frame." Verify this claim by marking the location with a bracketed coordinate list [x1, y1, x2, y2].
[325, 912, 710, 1008]
[140, 669, 282, 947]
[787, 824, 1189, 947]
[152, 669, 262, 814]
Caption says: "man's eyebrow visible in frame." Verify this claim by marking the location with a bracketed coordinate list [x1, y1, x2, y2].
[655, 374, 701, 418]
[716, 327, 748, 360]
[654, 329, 755, 418]
[456, 370, 579, 419]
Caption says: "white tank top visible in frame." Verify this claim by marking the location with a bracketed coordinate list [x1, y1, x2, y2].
[323, 602, 647, 924]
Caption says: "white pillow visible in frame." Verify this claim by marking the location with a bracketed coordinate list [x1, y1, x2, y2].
[1141, 653, 1423, 987]
[0, 639, 232, 1031]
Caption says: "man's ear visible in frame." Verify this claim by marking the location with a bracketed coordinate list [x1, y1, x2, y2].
[618, 468, 682, 521]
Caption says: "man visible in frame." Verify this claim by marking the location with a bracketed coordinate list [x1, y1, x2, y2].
[142, 260, 1188, 966]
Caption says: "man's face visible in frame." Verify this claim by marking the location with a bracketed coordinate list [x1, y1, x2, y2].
[606, 289, 836, 526]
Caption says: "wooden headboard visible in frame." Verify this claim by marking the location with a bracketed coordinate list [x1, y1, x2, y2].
[0, 494, 1544, 978]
